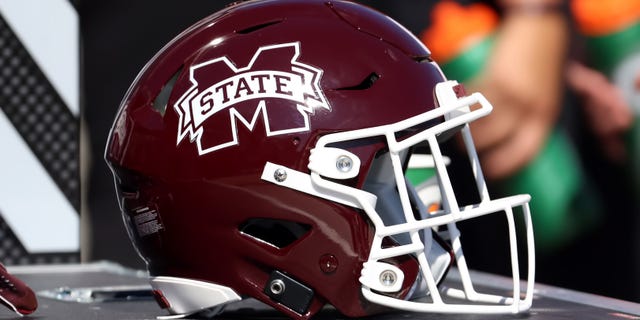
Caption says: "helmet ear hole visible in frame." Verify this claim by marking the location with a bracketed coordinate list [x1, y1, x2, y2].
[239, 218, 311, 249]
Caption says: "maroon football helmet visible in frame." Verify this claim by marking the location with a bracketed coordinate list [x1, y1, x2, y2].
[105, 0, 534, 319]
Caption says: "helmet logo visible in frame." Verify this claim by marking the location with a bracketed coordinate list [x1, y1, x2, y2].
[174, 42, 330, 155]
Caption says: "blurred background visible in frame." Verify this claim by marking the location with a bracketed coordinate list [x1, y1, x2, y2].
[1, 0, 638, 306]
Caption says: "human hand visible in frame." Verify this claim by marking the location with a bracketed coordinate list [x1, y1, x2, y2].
[566, 60, 634, 163]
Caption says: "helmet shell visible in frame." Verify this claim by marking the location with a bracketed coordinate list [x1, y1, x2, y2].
[106, 0, 444, 318]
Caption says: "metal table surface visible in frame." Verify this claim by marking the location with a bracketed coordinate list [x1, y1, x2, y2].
[2, 261, 639, 320]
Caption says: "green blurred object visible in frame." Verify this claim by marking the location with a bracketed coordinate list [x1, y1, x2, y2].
[576, 7, 640, 205]
[583, 22, 640, 77]
[441, 35, 495, 83]
[499, 129, 601, 250]
[406, 167, 435, 187]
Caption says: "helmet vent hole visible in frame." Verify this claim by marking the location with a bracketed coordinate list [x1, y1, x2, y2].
[336, 72, 380, 91]
[152, 67, 182, 116]
[236, 20, 283, 34]
[239, 218, 311, 249]
[413, 55, 433, 63]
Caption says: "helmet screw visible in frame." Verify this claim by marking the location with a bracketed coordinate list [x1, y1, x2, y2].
[269, 279, 286, 295]
[274, 168, 287, 182]
[379, 270, 397, 287]
[336, 156, 353, 172]
[319, 254, 338, 273]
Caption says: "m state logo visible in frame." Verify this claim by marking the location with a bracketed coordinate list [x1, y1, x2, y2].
[174, 42, 330, 155]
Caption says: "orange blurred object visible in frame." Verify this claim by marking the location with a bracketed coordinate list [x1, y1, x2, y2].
[570, 0, 640, 36]
[421, 1, 499, 63]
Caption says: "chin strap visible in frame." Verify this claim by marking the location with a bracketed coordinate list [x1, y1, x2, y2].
[0, 263, 37, 316]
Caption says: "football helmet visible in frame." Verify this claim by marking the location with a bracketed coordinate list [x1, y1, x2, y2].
[105, 0, 534, 319]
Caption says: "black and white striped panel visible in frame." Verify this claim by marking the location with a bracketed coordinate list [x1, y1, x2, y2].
[0, 0, 80, 265]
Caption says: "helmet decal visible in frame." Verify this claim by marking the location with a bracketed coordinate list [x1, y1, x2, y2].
[174, 42, 330, 155]
[131, 205, 164, 237]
